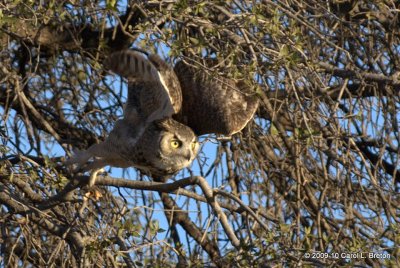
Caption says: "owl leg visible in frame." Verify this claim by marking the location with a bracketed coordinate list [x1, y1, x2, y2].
[65, 149, 93, 171]
[66, 142, 112, 172]
[81, 158, 109, 172]
[66, 147, 108, 187]
[80, 158, 110, 187]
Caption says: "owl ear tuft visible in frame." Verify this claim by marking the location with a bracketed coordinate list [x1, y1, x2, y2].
[153, 118, 171, 130]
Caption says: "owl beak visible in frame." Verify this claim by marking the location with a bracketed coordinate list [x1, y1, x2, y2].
[191, 141, 199, 152]
[186, 142, 199, 161]
[185, 152, 192, 161]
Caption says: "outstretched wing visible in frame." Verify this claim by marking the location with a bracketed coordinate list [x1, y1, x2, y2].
[174, 61, 259, 136]
[105, 50, 182, 124]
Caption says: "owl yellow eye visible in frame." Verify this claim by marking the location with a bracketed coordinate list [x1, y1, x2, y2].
[170, 139, 182, 149]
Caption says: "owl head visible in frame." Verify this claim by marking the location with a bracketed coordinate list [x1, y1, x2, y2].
[138, 118, 199, 178]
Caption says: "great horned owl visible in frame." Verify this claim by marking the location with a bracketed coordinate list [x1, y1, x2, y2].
[67, 49, 258, 184]
[67, 50, 199, 184]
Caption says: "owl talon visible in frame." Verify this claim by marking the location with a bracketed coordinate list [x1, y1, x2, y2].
[89, 168, 105, 187]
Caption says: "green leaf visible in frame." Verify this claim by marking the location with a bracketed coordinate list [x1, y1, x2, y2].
[106, 0, 118, 11]
[157, 228, 166, 233]
[189, 37, 200, 45]
[279, 45, 289, 58]
[270, 124, 279, 135]
[279, 223, 291, 233]
[132, 230, 141, 238]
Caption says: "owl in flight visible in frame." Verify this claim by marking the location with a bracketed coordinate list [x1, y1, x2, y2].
[67, 49, 258, 184]
[68, 50, 199, 184]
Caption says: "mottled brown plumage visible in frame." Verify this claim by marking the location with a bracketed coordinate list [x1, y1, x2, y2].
[67, 50, 198, 185]
[68, 117, 198, 178]
[173, 61, 259, 135]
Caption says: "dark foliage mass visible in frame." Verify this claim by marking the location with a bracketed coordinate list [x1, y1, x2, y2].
[0, 1, 399, 267]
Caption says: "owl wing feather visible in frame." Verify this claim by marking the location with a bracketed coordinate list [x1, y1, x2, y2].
[173, 61, 259, 136]
[105, 50, 182, 124]
[68, 50, 259, 184]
